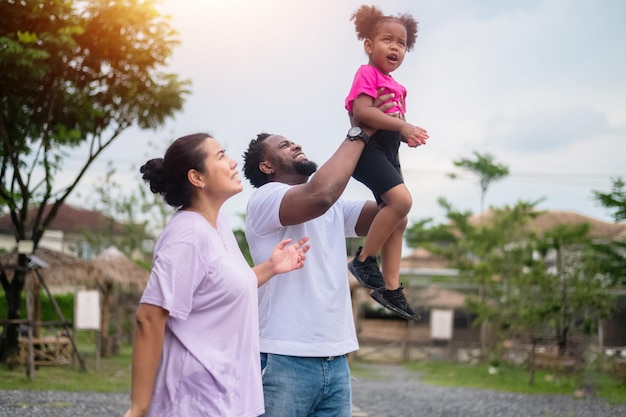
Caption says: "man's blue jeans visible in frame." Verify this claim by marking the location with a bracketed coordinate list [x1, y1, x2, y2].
[260, 353, 352, 417]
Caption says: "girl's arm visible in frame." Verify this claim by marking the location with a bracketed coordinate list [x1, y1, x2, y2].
[352, 94, 428, 146]
[352, 94, 406, 131]
[253, 237, 310, 286]
[124, 304, 169, 417]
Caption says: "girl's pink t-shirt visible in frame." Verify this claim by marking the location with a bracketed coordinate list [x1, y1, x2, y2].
[345, 64, 407, 115]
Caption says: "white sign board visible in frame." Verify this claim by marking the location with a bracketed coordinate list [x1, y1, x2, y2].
[430, 309, 453, 340]
[74, 290, 101, 330]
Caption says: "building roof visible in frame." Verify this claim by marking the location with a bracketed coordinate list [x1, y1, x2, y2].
[88, 246, 149, 291]
[470, 210, 626, 240]
[0, 247, 90, 285]
[0, 204, 122, 235]
[0, 246, 148, 292]
[413, 285, 467, 309]
[403, 210, 625, 270]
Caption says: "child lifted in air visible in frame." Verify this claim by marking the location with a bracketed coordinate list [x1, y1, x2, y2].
[346, 5, 429, 320]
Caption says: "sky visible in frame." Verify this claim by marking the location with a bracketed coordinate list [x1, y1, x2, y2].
[64, 0, 626, 232]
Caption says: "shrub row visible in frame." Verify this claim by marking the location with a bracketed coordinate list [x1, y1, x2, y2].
[0, 291, 74, 323]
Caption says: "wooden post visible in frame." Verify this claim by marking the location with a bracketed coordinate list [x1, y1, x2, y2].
[95, 331, 101, 371]
[24, 274, 35, 380]
[34, 269, 87, 371]
[33, 278, 41, 338]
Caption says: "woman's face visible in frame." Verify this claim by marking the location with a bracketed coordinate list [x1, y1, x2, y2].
[201, 137, 243, 200]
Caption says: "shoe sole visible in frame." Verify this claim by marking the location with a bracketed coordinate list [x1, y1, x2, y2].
[348, 262, 384, 290]
[370, 290, 421, 321]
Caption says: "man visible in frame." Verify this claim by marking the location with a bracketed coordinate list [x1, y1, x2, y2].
[242, 95, 428, 416]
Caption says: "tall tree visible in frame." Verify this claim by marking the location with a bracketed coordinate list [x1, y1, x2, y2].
[592, 177, 626, 285]
[531, 223, 616, 356]
[0, 0, 189, 366]
[593, 177, 626, 223]
[82, 162, 163, 262]
[451, 151, 510, 214]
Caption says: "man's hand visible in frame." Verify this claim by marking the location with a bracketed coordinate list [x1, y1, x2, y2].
[372, 87, 405, 120]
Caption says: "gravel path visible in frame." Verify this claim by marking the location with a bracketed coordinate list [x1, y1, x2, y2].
[0, 390, 129, 416]
[1, 363, 624, 416]
[351, 363, 626, 417]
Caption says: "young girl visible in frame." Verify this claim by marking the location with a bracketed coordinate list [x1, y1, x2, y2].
[346, 5, 428, 320]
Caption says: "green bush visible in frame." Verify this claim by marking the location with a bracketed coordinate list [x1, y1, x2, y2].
[0, 291, 74, 323]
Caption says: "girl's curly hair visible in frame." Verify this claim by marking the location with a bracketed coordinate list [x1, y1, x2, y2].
[351, 5, 418, 52]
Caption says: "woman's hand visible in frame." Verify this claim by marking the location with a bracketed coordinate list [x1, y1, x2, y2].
[269, 237, 310, 274]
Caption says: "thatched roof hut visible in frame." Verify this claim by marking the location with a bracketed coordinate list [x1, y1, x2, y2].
[0, 247, 90, 287]
[87, 246, 149, 292]
[0, 246, 149, 292]
[84, 247, 149, 344]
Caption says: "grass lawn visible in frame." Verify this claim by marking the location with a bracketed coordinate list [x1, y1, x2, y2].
[0, 341, 132, 393]
[2, 342, 625, 406]
[401, 360, 625, 405]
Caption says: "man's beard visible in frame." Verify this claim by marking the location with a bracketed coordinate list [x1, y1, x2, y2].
[295, 160, 318, 177]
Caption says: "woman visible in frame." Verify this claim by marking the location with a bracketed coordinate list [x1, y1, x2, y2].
[124, 133, 309, 417]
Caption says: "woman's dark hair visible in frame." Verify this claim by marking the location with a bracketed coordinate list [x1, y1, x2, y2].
[242, 132, 273, 188]
[140, 133, 211, 208]
[351, 5, 418, 52]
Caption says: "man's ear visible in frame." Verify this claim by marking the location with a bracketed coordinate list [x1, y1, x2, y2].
[259, 161, 274, 175]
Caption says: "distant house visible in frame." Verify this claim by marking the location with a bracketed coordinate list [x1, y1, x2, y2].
[401, 210, 626, 278]
[471, 209, 626, 240]
[0, 204, 124, 259]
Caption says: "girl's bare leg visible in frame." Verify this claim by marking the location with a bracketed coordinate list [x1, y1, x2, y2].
[380, 215, 407, 290]
[358, 183, 412, 287]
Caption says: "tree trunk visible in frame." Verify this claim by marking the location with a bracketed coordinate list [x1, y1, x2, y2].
[528, 339, 537, 386]
[100, 284, 112, 357]
[557, 326, 569, 357]
[1, 267, 27, 369]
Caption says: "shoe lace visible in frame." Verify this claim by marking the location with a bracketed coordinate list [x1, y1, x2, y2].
[387, 287, 414, 312]
[361, 257, 380, 275]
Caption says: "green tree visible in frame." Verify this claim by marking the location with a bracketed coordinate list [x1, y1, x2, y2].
[593, 177, 626, 222]
[233, 214, 252, 267]
[82, 161, 174, 263]
[0, 0, 189, 367]
[439, 199, 540, 362]
[451, 151, 510, 214]
[592, 177, 626, 286]
[410, 199, 615, 377]
[404, 215, 459, 253]
[530, 224, 616, 356]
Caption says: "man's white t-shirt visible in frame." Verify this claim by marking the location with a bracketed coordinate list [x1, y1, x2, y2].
[245, 182, 362, 357]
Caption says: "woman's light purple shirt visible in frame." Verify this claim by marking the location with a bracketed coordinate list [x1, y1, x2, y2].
[140, 210, 264, 417]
